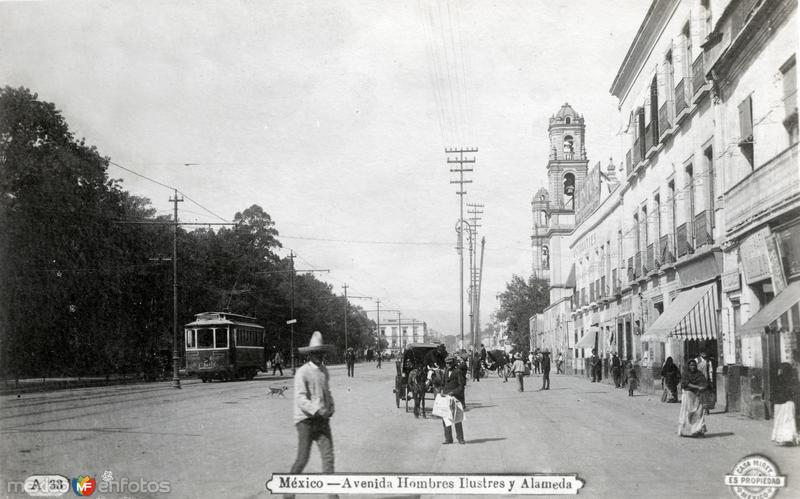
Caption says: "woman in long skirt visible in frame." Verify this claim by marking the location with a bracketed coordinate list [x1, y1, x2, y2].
[771, 362, 799, 446]
[678, 359, 709, 437]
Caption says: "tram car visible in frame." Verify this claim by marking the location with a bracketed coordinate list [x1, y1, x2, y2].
[185, 311, 266, 382]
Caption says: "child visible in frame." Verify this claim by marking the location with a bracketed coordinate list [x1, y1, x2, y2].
[626, 360, 638, 397]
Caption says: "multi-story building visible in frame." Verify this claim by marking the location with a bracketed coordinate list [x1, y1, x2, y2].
[532, 0, 798, 416]
[378, 318, 428, 356]
[703, 0, 798, 418]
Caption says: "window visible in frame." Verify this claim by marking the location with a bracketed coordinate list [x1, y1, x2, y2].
[664, 50, 674, 103]
[738, 95, 755, 168]
[563, 135, 574, 159]
[650, 76, 659, 139]
[686, 164, 696, 244]
[701, 0, 712, 38]
[215, 328, 228, 348]
[668, 179, 676, 242]
[642, 205, 649, 257]
[633, 213, 641, 254]
[704, 145, 715, 230]
[186, 329, 196, 349]
[566, 117, 571, 124]
[197, 328, 214, 348]
[683, 22, 692, 79]
[654, 194, 662, 240]
[781, 55, 798, 141]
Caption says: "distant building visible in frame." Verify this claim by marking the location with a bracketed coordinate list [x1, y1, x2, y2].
[378, 318, 428, 356]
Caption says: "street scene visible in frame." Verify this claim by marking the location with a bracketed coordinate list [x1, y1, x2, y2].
[1, 1, 799, 498]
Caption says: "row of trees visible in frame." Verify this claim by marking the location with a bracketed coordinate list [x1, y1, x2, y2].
[489, 274, 550, 352]
[0, 86, 375, 379]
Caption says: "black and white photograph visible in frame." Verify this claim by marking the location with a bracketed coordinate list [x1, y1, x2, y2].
[1, 1, 799, 498]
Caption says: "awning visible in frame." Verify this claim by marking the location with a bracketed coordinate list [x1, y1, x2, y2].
[740, 281, 800, 337]
[575, 326, 599, 349]
[641, 283, 718, 341]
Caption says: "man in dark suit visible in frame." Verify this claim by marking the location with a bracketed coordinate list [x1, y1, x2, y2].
[441, 355, 465, 445]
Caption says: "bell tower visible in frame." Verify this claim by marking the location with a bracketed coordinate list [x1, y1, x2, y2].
[531, 187, 550, 280]
[547, 103, 589, 212]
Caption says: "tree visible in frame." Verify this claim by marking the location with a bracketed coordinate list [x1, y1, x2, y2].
[494, 275, 549, 352]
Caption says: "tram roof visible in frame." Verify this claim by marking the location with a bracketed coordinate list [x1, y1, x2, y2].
[185, 311, 264, 329]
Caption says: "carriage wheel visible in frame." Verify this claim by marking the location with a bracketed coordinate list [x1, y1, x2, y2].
[404, 386, 410, 412]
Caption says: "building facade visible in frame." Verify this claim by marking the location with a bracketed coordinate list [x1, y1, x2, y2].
[532, 0, 798, 418]
[378, 318, 428, 356]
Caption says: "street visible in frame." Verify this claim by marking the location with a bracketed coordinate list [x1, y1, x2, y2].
[1, 364, 798, 499]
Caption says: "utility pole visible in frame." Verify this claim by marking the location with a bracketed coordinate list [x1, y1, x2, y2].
[447, 147, 477, 349]
[467, 203, 483, 351]
[170, 190, 183, 388]
[476, 237, 486, 352]
[116, 195, 236, 390]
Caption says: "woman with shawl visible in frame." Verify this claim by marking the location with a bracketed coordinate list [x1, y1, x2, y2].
[661, 357, 681, 403]
[771, 362, 799, 446]
[678, 358, 708, 437]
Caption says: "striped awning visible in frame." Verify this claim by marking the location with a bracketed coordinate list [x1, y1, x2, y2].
[641, 283, 718, 341]
[740, 281, 800, 337]
[574, 326, 599, 349]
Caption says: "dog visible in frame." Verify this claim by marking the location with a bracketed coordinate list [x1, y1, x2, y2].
[268, 385, 289, 398]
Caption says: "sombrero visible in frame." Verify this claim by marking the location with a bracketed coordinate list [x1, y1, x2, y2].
[298, 331, 335, 354]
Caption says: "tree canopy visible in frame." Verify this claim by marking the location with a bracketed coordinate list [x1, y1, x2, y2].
[494, 274, 549, 351]
[0, 86, 376, 379]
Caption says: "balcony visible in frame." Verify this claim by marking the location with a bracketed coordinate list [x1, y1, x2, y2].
[634, 251, 642, 279]
[625, 149, 632, 177]
[627, 257, 635, 282]
[658, 101, 674, 139]
[694, 210, 713, 248]
[632, 137, 642, 166]
[644, 123, 655, 154]
[692, 54, 707, 99]
[645, 243, 655, 273]
[725, 143, 800, 236]
[659, 234, 676, 266]
[675, 78, 690, 119]
[676, 222, 695, 258]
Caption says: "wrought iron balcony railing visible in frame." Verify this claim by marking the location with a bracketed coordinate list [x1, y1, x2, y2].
[692, 54, 706, 97]
[658, 101, 673, 138]
[694, 210, 713, 248]
[675, 78, 690, 117]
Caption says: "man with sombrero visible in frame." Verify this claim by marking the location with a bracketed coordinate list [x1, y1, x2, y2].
[287, 331, 336, 483]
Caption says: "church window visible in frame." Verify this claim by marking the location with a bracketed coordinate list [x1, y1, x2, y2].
[566, 117, 571, 124]
[563, 172, 576, 210]
[563, 135, 574, 160]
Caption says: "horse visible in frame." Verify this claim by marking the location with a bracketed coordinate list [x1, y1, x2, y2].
[408, 367, 428, 418]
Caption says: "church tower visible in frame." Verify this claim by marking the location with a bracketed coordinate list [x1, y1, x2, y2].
[531, 187, 550, 280]
[547, 103, 589, 212]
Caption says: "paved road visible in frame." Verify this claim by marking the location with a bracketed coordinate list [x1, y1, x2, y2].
[1, 363, 798, 499]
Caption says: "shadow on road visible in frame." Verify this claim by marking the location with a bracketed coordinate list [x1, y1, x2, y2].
[466, 437, 507, 444]
[465, 403, 497, 410]
[703, 432, 735, 438]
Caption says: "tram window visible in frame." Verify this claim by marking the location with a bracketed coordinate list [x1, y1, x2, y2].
[186, 330, 195, 349]
[197, 328, 214, 348]
[215, 328, 228, 348]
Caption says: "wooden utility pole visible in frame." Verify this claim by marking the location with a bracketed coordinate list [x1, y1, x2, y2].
[447, 147, 477, 349]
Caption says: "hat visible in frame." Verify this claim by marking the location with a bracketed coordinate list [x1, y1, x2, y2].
[445, 355, 456, 364]
[515, 352, 522, 359]
[542, 349, 550, 355]
[298, 331, 335, 354]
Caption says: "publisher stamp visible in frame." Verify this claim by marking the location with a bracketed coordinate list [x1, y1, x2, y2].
[724, 455, 786, 499]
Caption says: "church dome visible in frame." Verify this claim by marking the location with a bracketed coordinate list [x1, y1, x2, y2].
[550, 102, 584, 126]
[533, 187, 549, 202]
[555, 102, 578, 119]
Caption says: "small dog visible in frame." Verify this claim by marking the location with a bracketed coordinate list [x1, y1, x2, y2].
[268, 385, 289, 398]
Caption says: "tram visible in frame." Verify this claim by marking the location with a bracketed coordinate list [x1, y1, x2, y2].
[184, 311, 266, 382]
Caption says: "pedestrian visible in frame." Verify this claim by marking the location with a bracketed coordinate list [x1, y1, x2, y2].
[626, 359, 638, 397]
[611, 352, 622, 388]
[440, 355, 466, 445]
[376, 349, 382, 369]
[695, 351, 715, 413]
[661, 356, 681, 403]
[533, 349, 541, 374]
[771, 362, 799, 446]
[272, 347, 284, 376]
[345, 347, 355, 377]
[512, 353, 526, 392]
[556, 352, 564, 374]
[590, 349, 601, 382]
[287, 331, 336, 485]
[477, 344, 487, 382]
[678, 358, 708, 437]
[540, 349, 551, 390]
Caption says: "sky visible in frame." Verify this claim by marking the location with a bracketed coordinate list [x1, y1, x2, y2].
[0, 0, 652, 337]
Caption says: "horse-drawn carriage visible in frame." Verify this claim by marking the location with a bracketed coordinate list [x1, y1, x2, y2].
[482, 349, 512, 378]
[393, 343, 442, 416]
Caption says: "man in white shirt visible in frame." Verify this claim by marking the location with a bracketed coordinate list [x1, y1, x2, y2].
[288, 331, 336, 478]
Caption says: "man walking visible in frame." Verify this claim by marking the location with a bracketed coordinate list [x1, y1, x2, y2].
[590, 348, 601, 382]
[476, 344, 487, 382]
[556, 352, 564, 374]
[345, 347, 355, 377]
[286, 331, 336, 495]
[511, 353, 526, 392]
[540, 349, 551, 390]
[440, 355, 466, 445]
[272, 347, 284, 376]
[611, 351, 622, 388]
